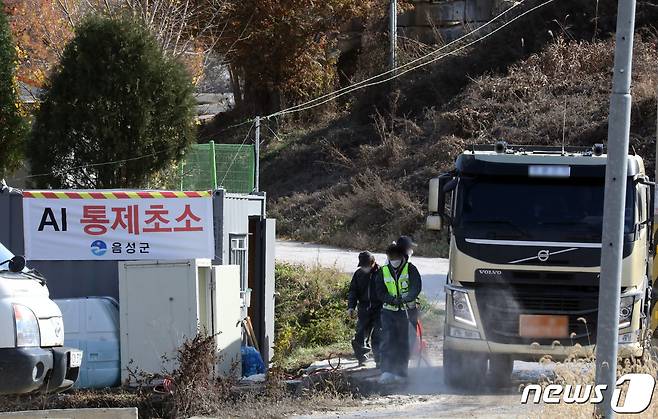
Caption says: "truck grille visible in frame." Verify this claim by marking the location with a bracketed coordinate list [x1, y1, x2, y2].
[473, 283, 599, 345]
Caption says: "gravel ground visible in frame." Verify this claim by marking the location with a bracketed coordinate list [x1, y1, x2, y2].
[293, 340, 548, 419]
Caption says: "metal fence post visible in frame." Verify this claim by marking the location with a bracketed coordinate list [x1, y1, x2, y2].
[595, 1, 636, 417]
[179, 160, 184, 191]
[209, 140, 218, 190]
[255, 116, 260, 192]
[389, 0, 397, 71]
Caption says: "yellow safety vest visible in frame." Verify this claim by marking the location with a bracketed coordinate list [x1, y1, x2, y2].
[382, 263, 413, 311]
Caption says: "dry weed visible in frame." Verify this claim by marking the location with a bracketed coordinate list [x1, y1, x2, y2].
[267, 36, 657, 257]
[536, 345, 658, 418]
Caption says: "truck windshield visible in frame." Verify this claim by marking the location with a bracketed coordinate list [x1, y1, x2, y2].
[455, 177, 634, 241]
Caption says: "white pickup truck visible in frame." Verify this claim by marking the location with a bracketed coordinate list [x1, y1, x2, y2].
[0, 241, 82, 394]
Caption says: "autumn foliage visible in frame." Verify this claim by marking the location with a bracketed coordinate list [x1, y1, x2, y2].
[218, 0, 380, 115]
[4, 0, 72, 88]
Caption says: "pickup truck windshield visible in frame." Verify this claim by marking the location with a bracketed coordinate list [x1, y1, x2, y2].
[455, 177, 634, 241]
[0, 242, 15, 271]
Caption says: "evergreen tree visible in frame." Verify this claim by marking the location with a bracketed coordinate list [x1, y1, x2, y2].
[0, 0, 28, 175]
[29, 16, 196, 188]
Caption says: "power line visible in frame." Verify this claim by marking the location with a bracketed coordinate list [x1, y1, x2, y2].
[17, 147, 179, 181]
[267, 0, 557, 119]
[218, 120, 255, 188]
[216, 0, 555, 191]
[264, 122, 284, 145]
[197, 117, 256, 143]
[18, 118, 257, 184]
[265, 0, 530, 118]
[18, 0, 555, 186]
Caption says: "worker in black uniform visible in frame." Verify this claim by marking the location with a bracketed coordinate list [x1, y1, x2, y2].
[376, 243, 422, 384]
[396, 235, 420, 355]
[347, 251, 382, 366]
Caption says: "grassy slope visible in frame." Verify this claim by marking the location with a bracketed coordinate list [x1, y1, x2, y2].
[262, 0, 658, 257]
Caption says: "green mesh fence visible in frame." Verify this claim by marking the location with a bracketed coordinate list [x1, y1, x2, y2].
[180, 143, 255, 193]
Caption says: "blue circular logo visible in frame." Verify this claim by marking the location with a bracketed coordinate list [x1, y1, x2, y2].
[90, 240, 107, 256]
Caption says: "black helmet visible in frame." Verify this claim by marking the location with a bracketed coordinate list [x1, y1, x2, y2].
[396, 235, 417, 252]
[357, 251, 375, 267]
[385, 243, 405, 259]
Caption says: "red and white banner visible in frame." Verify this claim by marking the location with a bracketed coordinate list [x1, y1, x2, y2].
[23, 190, 215, 260]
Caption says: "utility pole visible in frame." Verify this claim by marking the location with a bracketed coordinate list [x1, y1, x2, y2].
[254, 116, 260, 192]
[389, 0, 397, 71]
[595, 1, 636, 417]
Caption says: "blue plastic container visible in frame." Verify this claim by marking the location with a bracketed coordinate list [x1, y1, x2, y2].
[241, 346, 265, 377]
[54, 297, 121, 388]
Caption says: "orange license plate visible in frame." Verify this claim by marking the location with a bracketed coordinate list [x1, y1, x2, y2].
[519, 314, 568, 338]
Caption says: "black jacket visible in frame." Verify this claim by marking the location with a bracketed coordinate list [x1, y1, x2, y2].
[348, 265, 382, 310]
[375, 262, 422, 307]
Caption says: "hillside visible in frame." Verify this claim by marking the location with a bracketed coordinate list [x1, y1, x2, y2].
[260, 0, 658, 256]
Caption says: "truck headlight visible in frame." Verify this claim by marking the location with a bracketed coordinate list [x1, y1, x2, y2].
[618, 296, 634, 329]
[13, 304, 40, 347]
[451, 290, 476, 327]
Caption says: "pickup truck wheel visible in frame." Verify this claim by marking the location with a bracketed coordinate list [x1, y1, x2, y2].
[443, 348, 487, 389]
[488, 354, 513, 386]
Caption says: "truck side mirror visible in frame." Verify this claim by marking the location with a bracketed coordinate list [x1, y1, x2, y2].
[427, 215, 443, 230]
[427, 174, 455, 231]
[8, 255, 25, 273]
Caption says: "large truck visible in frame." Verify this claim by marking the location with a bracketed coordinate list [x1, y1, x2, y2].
[427, 142, 654, 388]
[0, 241, 82, 394]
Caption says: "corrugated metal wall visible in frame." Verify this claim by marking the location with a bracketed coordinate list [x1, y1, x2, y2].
[220, 192, 265, 264]
[0, 189, 265, 300]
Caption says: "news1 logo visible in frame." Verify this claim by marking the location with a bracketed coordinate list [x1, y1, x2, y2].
[521, 374, 655, 414]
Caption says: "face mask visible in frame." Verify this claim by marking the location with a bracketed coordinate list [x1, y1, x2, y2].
[390, 259, 402, 268]
[361, 267, 371, 274]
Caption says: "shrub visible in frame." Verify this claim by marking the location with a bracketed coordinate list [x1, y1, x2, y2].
[28, 16, 196, 189]
[273, 263, 353, 369]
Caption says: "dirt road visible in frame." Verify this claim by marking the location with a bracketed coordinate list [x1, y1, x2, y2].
[275, 240, 449, 302]
[292, 329, 550, 418]
[277, 240, 546, 418]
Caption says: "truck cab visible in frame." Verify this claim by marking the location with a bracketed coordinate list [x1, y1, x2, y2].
[427, 143, 653, 388]
[0, 241, 82, 394]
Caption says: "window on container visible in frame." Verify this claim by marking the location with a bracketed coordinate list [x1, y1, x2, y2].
[229, 234, 248, 291]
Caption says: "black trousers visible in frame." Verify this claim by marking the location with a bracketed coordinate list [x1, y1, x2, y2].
[352, 307, 382, 362]
[380, 308, 418, 377]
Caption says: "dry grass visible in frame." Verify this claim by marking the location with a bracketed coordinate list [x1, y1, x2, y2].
[265, 35, 658, 257]
[452, 37, 658, 173]
[535, 344, 658, 418]
[0, 332, 358, 418]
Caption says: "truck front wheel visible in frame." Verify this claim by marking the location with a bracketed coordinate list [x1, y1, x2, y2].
[443, 348, 487, 389]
